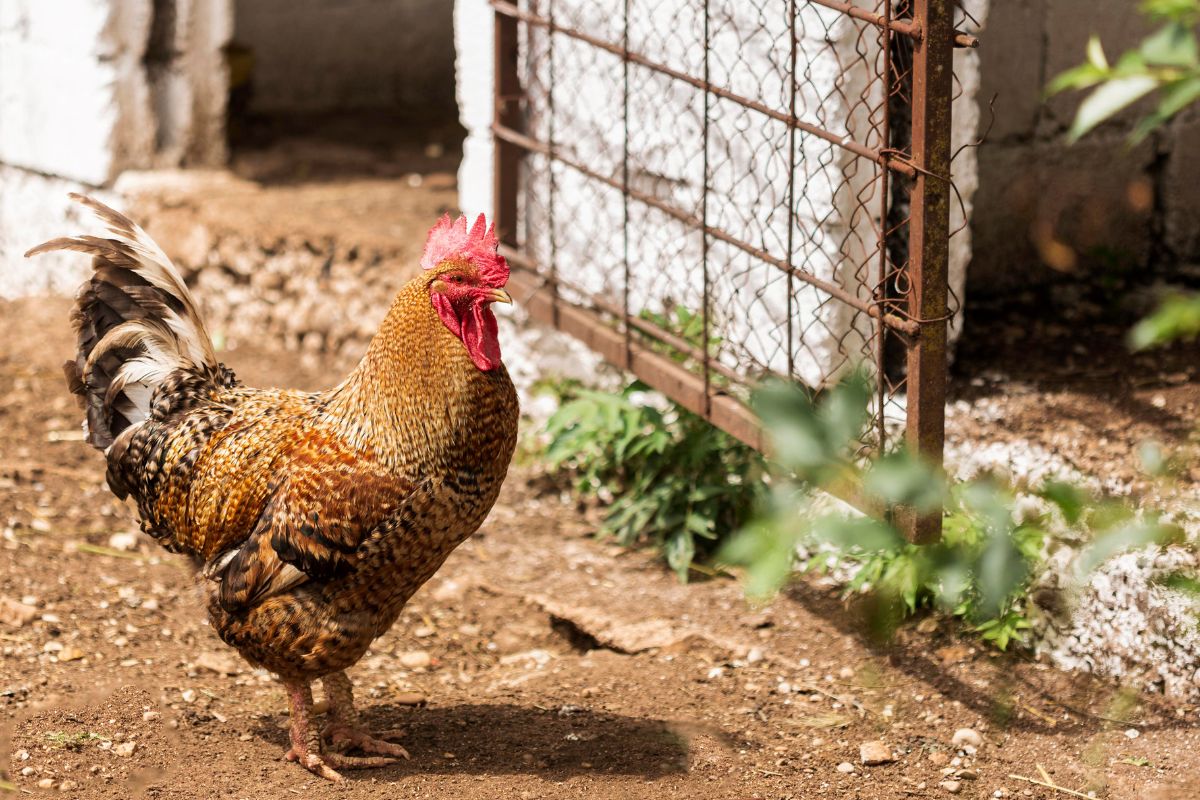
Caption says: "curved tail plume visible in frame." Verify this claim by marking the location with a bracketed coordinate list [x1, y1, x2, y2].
[26, 194, 220, 450]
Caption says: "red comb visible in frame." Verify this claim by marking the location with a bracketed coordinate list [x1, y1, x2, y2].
[421, 213, 509, 287]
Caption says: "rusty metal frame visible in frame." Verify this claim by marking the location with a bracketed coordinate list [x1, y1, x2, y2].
[493, 0, 965, 541]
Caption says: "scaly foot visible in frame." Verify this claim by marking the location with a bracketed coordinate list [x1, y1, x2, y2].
[286, 742, 405, 780]
[322, 723, 410, 760]
[320, 671, 412, 761]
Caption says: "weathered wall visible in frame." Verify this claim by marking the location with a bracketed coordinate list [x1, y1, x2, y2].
[0, 0, 232, 297]
[232, 0, 456, 116]
[970, 0, 1197, 293]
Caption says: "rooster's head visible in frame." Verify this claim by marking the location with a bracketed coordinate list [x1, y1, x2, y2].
[422, 213, 512, 371]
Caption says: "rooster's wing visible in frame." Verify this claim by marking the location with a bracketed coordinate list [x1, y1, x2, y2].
[208, 439, 413, 612]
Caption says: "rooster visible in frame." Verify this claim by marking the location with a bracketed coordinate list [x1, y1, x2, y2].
[26, 195, 519, 780]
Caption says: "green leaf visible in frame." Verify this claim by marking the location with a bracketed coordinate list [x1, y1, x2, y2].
[1088, 34, 1110, 70]
[1039, 480, 1089, 525]
[1074, 520, 1183, 578]
[1069, 75, 1159, 142]
[977, 533, 1027, 620]
[1129, 292, 1200, 348]
[810, 514, 905, 554]
[818, 370, 873, 451]
[862, 450, 945, 513]
[1046, 62, 1109, 96]
[664, 530, 696, 582]
[1142, 0, 1200, 24]
[1156, 571, 1200, 596]
[1140, 21, 1199, 66]
[718, 520, 800, 600]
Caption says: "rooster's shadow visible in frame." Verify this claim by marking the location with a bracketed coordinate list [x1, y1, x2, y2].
[252, 702, 694, 779]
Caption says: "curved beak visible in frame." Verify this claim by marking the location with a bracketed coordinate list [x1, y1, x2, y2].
[486, 288, 513, 305]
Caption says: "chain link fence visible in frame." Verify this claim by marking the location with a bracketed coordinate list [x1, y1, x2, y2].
[493, 0, 976, 539]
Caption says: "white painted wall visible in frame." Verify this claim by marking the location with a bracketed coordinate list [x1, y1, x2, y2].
[0, 0, 231, 296]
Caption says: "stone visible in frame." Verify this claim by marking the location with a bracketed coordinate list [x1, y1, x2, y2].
[859, 740, 894, 766]
[940, 780, 962, 794]
[951, 728, 983, 749]
[0, 596, 39, 628]
[836, 761, 855, 774]
[399, 650, 432, 669]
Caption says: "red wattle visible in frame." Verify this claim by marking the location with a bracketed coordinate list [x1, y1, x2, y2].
[432, 294, 501, 371]
[462, 303, 501, 371]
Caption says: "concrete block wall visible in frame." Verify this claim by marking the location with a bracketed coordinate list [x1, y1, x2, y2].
[232, 0, 456, 116]
[970, 0, 1195, 293]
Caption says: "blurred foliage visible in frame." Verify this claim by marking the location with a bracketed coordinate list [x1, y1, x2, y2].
[1051, 2, 1200, 353]
[718, 372, 1185, 650]
[1128, 292, 1200, 349]
[1048, 0, 1200, 143]
[543, 380, 767, 580]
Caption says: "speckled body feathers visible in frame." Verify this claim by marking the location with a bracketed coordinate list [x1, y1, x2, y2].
[31, 197, 519, 681]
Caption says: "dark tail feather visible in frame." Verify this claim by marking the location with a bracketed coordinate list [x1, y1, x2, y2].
[26, 195, 220, 451]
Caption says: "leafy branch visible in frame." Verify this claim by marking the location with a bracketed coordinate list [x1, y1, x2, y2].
[1048, 0, 1200, 143]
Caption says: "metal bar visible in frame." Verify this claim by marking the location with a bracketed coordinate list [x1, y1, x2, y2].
[874, 0, 893, 455]
[621, 0, 631, 369]
[785, 0, 797, 380]
[700, 0, 712, 417]
[492, 122, 921, 336]
[502, 247, 746, 387]
[489, 0, 918, 179]
[492, 6, 521, 248]
[804, 0, 979, 48]
[547, 0, 559, 328]
[900, 0, 953, 544]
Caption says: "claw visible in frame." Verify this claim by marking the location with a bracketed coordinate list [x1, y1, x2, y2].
[285, 747, 345, 782]
[323, 724, 411, 760]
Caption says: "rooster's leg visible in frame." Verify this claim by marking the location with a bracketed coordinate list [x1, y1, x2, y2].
[321, 671, 411, 759]
[284, 679, 404, 781]
[283, 681, 344, 781]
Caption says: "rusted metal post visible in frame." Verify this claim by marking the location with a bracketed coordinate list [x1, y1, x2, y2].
[901, 0, 953, 544]
[493, 5, 521, 248]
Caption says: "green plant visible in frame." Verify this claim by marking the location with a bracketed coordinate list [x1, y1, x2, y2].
[543, 380, 767, 579]
[1048, 0, 1200, 143]
[718, 373, 1184, 650]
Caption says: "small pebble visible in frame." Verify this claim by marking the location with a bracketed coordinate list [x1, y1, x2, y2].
[113, 741, 136, 757]
[20, 767, 35, 777]
[1124, 728, 1140, 739]
[413, 626, 435, 638]
[928, 751, 950, 766]
[940, 779, 962, 794]
[180, 689, 197, 703]
[951, 728, 983, 749]
[37, 778, 55, 790]
[142, 711, 161, 722]
[859, 740, 894, 766]
[836, 761, 855, 773]
[58, 646, 85, 662]
[399, 650, 432, 669]
[58, 780, 78, 792]
[393, 691, 426, 706]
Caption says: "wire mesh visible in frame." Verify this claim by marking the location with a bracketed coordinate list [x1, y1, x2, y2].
[494, 0, 969, 536]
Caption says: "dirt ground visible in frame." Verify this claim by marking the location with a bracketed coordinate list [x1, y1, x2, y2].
[3, 300, 1200, 800]
[4, 125, 1200, 798]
